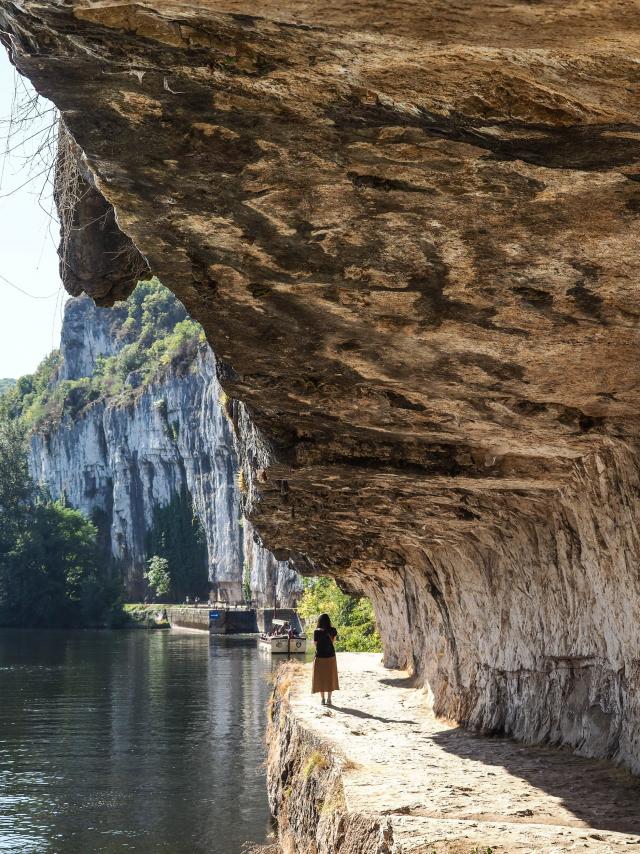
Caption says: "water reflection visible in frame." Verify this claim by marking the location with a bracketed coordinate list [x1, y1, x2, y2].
[0, 630, 274, 853]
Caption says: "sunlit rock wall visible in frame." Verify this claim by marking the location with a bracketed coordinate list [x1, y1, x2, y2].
[363, 445, 640, 771]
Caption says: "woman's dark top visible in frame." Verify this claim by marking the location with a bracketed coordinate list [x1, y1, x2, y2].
[314, 627, 337, 658]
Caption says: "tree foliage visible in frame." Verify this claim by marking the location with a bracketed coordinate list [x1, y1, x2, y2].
[0, 419, 32, 553]
[145, 556, 171, 597]
[298, 576, 382, 652]
[145, 488, 209, 601]
[0, 419, 119, 627]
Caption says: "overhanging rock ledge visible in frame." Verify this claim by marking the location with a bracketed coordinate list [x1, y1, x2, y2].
[1, 0, 640, 772]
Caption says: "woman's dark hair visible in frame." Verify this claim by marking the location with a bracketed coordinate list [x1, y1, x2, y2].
[317, 613, 332, 631]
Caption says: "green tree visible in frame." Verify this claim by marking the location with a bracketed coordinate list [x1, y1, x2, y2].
[298, 576, 382, 652]
[0, 417, 119, 627]
[0, 419, 32, 552]
[145, 488, 208, 600]
[145, 555, 171, 597]
[242, 560, 251, 603]
[0, 499, 117, 627]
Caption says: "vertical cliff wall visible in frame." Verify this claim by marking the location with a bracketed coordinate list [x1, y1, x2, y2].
[28, 292, 301, 604]
[2, 0, 640, 774]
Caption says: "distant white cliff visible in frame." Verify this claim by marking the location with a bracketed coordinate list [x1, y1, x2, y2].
[28, 290, 301, 606]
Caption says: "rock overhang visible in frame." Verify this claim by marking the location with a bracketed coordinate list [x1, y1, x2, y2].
[2, 0, 640, 770]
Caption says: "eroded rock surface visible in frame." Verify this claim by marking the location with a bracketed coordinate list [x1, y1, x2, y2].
[55, 125, 150, 303]
[2, 1, 640, 770]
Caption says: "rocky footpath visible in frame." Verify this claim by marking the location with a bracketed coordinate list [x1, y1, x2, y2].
[267, 656, 640, 853]
[29, 294, 301, 603]
[2, 0, 640, 773]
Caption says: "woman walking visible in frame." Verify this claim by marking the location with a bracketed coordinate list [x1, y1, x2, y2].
[311, 613, 339, 705]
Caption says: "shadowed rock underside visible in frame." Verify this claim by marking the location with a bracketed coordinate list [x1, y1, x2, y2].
[1, 0, 640, 772]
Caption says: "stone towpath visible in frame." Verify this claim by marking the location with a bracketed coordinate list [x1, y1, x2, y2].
[289, 653, 640, 853]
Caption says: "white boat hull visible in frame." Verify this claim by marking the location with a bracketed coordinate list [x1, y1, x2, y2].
[259, 635, 307, 654]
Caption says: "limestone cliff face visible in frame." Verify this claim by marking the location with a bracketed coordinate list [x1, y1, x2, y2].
[2, 1, 640, 772]
[29, 295, 301, 604]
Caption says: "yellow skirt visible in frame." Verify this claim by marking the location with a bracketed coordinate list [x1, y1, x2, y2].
[312, 656, 339, 693]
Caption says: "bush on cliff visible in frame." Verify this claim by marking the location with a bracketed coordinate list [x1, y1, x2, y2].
[2, 279, 206, 432]
[0, 418, 121, 628]
[298, 576, 382, 652]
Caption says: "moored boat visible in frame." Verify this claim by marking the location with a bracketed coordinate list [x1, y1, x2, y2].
[259, 619, 307, 654]
[288, 636, 307, 654]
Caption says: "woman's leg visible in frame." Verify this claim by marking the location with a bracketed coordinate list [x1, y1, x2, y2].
[327, 692, 332, 705]
[321, 691, 326, 703]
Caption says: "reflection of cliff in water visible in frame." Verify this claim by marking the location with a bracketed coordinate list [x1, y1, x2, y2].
[0, 630, 272, 854]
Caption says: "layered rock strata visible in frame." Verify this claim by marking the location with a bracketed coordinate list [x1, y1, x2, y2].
[30, 295, 301, 603]
[2, 1, 640, 771]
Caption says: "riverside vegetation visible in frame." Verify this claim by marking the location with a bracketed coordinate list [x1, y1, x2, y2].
[297, 576, 382, 652]
[0, 417, 120, 627]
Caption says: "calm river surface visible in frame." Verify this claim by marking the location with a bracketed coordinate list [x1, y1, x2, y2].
[0, 629, 275, 853]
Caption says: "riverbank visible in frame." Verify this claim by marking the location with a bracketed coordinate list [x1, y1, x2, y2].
[122, 603, 170, 628]
[0, 604, 168, 631]
[267, 654, 640, 853]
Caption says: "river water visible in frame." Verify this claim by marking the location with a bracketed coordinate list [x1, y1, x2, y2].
[0, 629, 275, 854]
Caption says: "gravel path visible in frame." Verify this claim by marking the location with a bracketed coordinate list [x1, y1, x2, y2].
[289, 653, 640, 852]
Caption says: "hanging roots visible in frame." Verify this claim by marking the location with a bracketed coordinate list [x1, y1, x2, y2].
[53, 120, 82, 276]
